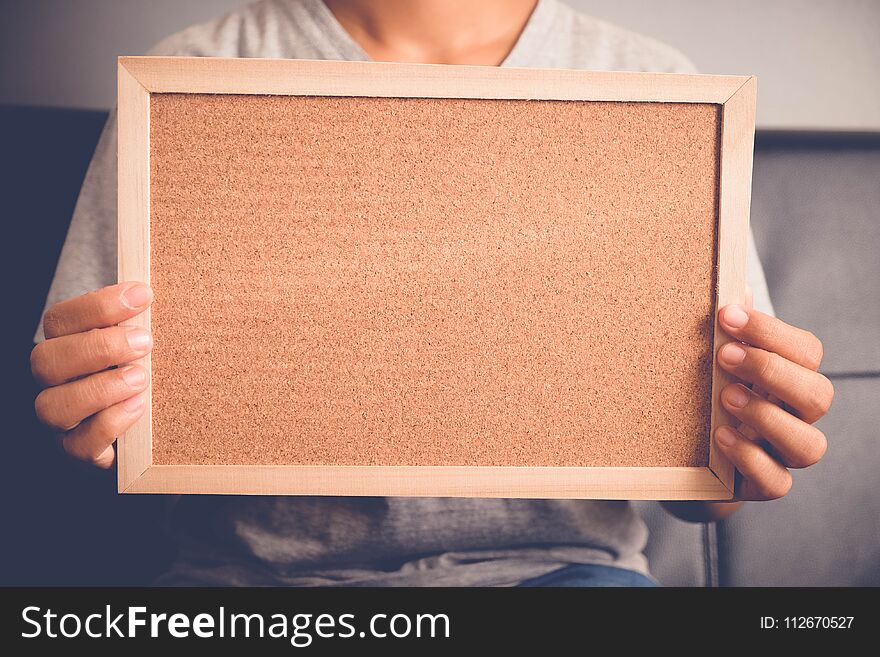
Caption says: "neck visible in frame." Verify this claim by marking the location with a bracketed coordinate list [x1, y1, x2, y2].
[323, 0, 539, 65]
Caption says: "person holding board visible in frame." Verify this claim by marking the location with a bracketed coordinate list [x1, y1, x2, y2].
[30, 0, 833, 586]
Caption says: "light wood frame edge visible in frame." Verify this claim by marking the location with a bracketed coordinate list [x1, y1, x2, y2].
[117, 61, 152, 492]
[119, 56, 748, 102]
[124, 465, 730, 500]
[707, 76, 758, 496]
[117, 57, 754, 500]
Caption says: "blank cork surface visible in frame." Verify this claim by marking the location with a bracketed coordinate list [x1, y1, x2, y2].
[149, 94, 720, 467]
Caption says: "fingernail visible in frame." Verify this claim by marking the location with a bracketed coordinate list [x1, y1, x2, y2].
[122, 284, 152, 309]
[725, 385, 751, 408]
[715, 426, 737, 447]
[723, 305, 749, 329]
[126, 327, 151, 351]
[122, 393, 145, 412]
[720, 342, 747, 365]
[120, 366, 146, 387]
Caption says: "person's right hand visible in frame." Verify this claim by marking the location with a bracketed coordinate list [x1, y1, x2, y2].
[31, 282, 154, 469]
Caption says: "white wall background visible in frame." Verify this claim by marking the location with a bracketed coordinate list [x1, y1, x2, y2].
[1, 0, 878, 130]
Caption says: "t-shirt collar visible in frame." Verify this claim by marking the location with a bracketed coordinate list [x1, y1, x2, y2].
[312, 0, 559, 67]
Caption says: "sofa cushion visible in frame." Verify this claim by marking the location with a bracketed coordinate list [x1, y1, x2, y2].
[719, 376, 880, 586]
[749, 135, 880, 374]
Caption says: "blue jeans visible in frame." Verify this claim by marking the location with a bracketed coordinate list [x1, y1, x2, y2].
[518, 564, 659, 587]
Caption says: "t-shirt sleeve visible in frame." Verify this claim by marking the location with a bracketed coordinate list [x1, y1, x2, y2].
[747, 226, 775, 316]
[34, 109, 118, 343]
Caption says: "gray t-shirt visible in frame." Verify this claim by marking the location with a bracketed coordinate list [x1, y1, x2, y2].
[38, 0, 774, 586]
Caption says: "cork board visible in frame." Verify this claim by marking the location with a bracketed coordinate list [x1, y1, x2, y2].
[117, 57, 757, 499]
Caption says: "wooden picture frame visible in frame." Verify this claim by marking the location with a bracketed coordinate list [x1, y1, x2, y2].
[117, 56, 756, 499]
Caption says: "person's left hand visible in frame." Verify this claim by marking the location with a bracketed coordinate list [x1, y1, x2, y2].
[715, 303, 834, 501]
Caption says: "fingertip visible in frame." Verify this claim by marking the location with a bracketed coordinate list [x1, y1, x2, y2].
[720, 304, 750, 330]
[718, 342, 747, 366]
[119, 364, 148, 389]
[92, 445, 116, 469]
[124, 327, 153, 352]
[722, 383, 751, 409]
[120, 283, 154, 310]
[715, 425, 740, 449]
[121, 391, 147, 413]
